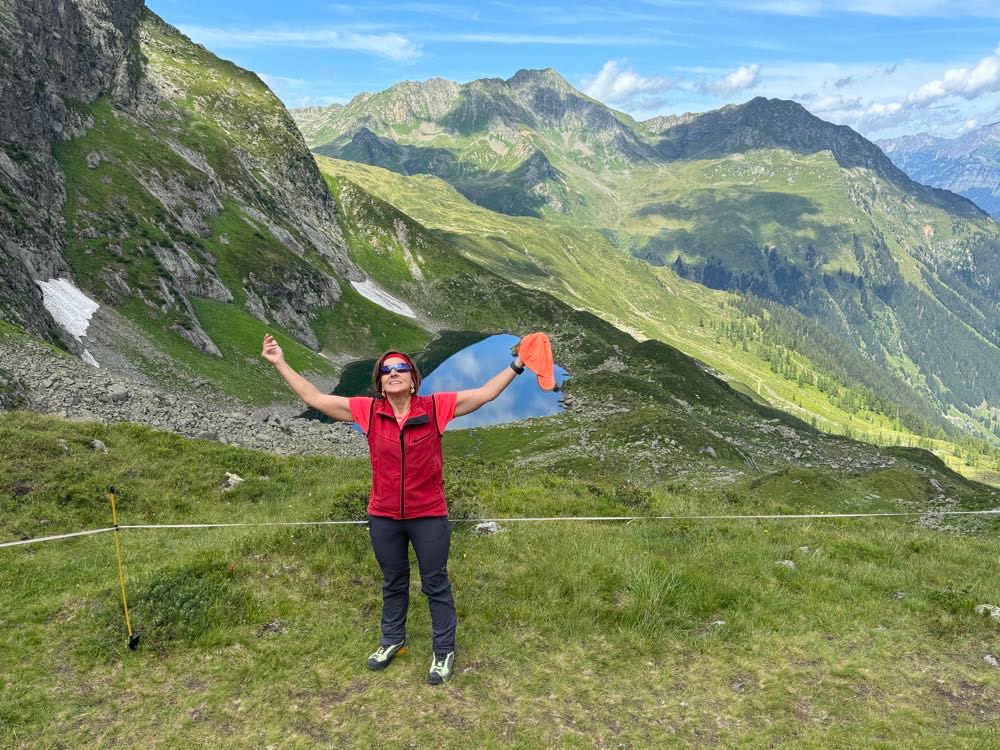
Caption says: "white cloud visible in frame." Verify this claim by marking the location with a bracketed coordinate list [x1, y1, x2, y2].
[178, 25, 422, 61]
[907, 79, 948, 105]
[581, 60, 763, 112]
[581, 60, 683, 109]
[811, 93, 863, 112]
[699, 64, 761, 96]
[814, 44, 1000, 132]
[259, 74, 346, 109]
[733, 0, 1000, 17]
[957, 118, 978, 134]
[420, 32, 675, 46]
[906, 44, 1000, 104]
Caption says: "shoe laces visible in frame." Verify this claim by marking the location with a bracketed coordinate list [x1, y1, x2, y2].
[431, 653, 450, 670]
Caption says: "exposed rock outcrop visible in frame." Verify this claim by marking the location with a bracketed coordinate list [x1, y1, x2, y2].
[0, 0, 143, 343]
[1, 0, 359, 362]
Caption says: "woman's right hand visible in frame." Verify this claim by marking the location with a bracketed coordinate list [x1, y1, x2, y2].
[261, 333, 285, 365]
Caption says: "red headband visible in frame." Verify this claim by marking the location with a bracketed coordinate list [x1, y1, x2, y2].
[380, 351, 414, 368]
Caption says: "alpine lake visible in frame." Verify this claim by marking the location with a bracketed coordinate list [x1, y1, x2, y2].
[314, 332, 569, 429]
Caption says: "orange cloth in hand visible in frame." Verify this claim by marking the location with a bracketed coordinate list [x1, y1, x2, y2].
[516, 332, 555, 390]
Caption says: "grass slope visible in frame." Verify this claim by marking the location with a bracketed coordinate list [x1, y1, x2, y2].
[2, 413, 999, 748]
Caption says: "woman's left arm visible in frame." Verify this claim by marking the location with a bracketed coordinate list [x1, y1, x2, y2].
[454, 355, 525, 417]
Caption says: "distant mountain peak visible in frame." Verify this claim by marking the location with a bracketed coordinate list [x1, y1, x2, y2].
[507, 68, 574, 91]
[879, 121, 1000, 217]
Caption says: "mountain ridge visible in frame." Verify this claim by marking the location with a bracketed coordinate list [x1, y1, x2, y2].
[879, 122, 1000, 218]
[294, 70, 1000, 442]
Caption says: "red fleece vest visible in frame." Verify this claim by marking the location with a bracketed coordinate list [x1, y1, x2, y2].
[366, 395, 447, 519]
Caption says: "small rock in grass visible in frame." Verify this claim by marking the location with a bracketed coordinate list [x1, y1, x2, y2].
[90, 439, 107, 453]
[985, 655, 1000, 668]
[776, 560, 796, 569]
[260, 619, 284, 635]
[891, 591, 907, 600]
[974, 604, 1000, 621]
[223, 472, 244, 491]
[798, 545, 811, 554]
[475, 521, 499, 535]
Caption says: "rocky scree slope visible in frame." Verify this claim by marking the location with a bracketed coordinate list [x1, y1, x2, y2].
[0, 326, 364, 456]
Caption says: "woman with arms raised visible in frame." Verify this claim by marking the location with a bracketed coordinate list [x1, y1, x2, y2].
[261, 333, 539, 685]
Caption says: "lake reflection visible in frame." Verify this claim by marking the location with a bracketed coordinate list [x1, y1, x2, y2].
[326, 333, 569, 430]
[421, 334, 569, 430]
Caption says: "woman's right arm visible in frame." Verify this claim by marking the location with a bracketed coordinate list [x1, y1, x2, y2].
[261, 333, 353, 422]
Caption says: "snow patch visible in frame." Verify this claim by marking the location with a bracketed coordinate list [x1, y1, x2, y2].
[350, 280, 416, 319]
[36, 278, 101, 367]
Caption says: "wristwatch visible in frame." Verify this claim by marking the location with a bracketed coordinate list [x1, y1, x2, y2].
[510, 360, 525, 375]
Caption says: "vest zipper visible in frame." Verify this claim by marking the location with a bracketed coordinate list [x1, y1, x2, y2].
[399, 427, 405, 519]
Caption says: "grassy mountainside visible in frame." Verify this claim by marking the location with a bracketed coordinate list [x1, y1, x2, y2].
[316, 156, 1000, 482]
[296, 74, 1000, 442]
[2, 412, 999, 748]
[9, 2, 995, 482]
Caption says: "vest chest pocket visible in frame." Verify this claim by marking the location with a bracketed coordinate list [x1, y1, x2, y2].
[402, 412, 433, 446]
[407, 428, 434, 446]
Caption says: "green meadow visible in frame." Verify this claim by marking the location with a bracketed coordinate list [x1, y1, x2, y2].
[2, 412, 998, 748]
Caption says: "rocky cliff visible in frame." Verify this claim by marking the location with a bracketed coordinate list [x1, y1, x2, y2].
[1, 0, 358, 359]
[0, 0, 142, 346]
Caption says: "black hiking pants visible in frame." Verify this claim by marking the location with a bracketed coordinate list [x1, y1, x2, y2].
[368, 514, 456, 654]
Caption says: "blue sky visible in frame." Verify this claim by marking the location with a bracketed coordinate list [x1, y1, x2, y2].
[148, 0, 1000, 139]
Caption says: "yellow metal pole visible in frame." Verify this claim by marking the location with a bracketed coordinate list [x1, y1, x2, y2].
[108, 486, 140, 650]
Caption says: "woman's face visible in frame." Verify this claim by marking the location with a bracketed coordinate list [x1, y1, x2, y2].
[381, 355, 414, 397]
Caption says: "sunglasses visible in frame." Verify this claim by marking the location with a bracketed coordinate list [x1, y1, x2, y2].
[379, 362, 413, 374]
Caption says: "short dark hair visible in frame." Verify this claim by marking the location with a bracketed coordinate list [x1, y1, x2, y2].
[371, 351, 421, 398]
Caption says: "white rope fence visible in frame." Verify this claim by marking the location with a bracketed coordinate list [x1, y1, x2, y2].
[4, 508, 1000, 549]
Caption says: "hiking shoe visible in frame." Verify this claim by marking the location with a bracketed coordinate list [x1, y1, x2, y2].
[427, 651, 455, 684]
[366, 641, 407, 671]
